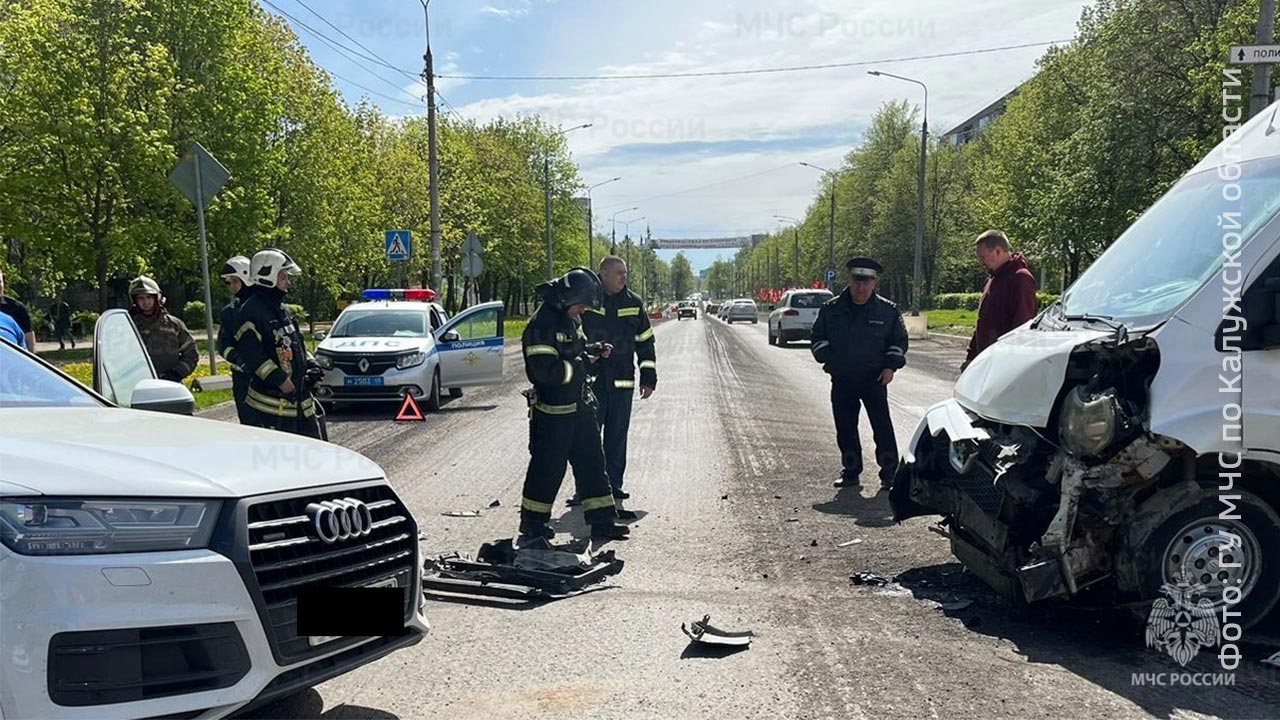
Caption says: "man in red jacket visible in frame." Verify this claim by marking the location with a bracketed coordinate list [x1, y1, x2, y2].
[963, 230, 1039, 371]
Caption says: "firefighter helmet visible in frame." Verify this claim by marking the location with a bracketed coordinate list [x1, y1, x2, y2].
[250, 248, 301, 289]
[537, 267, 601, 310]
[128, 275, 162, 297]
[219, 255, 251, 285]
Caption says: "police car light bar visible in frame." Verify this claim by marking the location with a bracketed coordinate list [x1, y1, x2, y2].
[361, 288, 437, 301]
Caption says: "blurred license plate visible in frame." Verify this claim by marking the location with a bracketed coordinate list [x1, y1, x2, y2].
[306, 577, 400, 647]
[344, 377, 384, 386]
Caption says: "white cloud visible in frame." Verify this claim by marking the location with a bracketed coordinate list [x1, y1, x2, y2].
[444, 0, 1089, 264]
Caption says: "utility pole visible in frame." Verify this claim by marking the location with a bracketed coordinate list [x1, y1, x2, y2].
[420, 0, 441, 294]
[868, 70, 928, 315]
[793, 226, 799, 287]
[1252, 0, 1278, 118]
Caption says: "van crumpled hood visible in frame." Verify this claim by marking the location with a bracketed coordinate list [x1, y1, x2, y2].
[954, 327, 1111, 427]
[0, 408, 384, 498]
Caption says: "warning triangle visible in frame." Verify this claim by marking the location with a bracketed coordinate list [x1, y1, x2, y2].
[395, 394, 425, 422]
[389, 234, 408, 256]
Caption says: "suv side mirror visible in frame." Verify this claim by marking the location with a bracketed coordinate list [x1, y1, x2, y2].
[130, 378, 196, 415]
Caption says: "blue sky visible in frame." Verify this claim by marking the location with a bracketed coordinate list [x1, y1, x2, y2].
[260, 0, 1091, 273]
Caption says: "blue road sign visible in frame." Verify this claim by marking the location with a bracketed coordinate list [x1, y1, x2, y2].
[385, 230, 411, 261]
[825, 268, 837, 283]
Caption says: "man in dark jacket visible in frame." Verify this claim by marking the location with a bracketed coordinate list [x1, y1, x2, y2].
[581, 256, 657, 515]
[216, 255, 254, 423]
[519, 267, 628, 545]
[129, 276, 198, 383]
[0, 268, 35, 351]
[963, 230, 1039, 370]
[810, 257, 908, 490]
[234, 249, 322, 438]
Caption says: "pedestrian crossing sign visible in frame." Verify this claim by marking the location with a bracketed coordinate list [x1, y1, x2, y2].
[385, 230, 411, 262]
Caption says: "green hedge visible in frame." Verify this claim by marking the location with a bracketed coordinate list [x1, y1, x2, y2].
[182, 300, 308, 329]
[930, 292, 1059, 311]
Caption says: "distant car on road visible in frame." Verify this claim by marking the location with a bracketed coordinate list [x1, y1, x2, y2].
[706, 302, 719, 316]
[768, 289, 833, 345]
[723, 299, 758, 324]
[676, 301, 698, 320]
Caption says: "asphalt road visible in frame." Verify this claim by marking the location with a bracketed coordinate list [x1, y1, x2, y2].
[209, 316, 1280, 720]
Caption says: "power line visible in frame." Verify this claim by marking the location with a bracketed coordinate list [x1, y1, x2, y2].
[290, 0, 421, 82]
[435, 90, 466, 123]
[600, 164, 796, 211]
[436, 40, 1069, 81]
[260, 0, 423, 107]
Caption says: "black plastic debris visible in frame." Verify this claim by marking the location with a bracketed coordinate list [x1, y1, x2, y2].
[488, 499, 501, 508]
[422, 537, 623, 604]
[682, 615, 753, 648]
[850, 572, 891, 587]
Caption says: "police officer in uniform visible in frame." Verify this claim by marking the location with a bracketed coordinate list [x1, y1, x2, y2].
[234, 249, 323, 438]
[810, 257, 908, 490]
[128, 275, 198, 383]
[519, 267, 629, 544]
[216, 255, 254, 424]
[581, 256, 657, 517]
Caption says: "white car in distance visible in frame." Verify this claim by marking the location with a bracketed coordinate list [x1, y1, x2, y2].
[768, 289, 833, 346]
[314, 289, 506, 411]
[0, 310, 427, 720]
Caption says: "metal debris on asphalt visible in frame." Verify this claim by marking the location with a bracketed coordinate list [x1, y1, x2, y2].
[422, 537, 624, 604]
[442, 510, 482, 517]
[850, 572, 891, 586]
[837, 538, 864, 547]
[681, 615, 753, 648]
[939, 599, 974, 611]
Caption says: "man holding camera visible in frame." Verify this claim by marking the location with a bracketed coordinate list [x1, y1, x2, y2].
[517, 267, 629, 545]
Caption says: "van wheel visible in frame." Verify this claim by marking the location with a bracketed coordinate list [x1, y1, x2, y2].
[424, 369, 442, 412]
[449, 387, 463, 399]
[1136, 491, 1280, 629]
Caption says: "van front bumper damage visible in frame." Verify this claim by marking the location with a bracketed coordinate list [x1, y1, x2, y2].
[890, 399, 1179, 605]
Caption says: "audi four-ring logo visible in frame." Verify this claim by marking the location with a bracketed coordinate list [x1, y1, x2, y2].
[306, 498, 374, 544]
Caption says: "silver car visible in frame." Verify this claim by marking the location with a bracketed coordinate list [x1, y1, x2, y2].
[723, 299, 758, 324]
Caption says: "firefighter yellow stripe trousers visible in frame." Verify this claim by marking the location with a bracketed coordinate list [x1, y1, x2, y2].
[520, 401, 617, 535]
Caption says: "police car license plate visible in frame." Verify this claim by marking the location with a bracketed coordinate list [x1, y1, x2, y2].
[344, 377, 384, 386]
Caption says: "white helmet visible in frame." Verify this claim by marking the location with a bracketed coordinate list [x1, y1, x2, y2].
[250, 248, 301, 289]
[219, 255, 251, 285]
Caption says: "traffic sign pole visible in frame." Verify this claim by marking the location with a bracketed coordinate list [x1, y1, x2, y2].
[193, 153, 217, 375]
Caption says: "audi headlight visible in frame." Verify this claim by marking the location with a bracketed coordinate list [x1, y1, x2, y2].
[0, 499, 221, 556]
[396, 351, 427, 370]
[1059, 386, 1119, 458]
[315, 352, 334, 370]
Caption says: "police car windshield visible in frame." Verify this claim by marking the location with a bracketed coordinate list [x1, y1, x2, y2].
[0, 341, 102, 409]
[330, 310, 428, 338]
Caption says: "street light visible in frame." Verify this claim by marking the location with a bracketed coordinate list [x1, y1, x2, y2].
[545, 123, 592, 279]
[586, 177, 620, 271]
[774, 214, 801, 287]
[621, 217, 646, 271]
[868, 69, 928, 316]
[800, 162, 837, 288]
[610, 207, 639, 252]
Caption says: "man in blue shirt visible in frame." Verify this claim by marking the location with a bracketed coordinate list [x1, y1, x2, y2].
[0, 310, 27, 349]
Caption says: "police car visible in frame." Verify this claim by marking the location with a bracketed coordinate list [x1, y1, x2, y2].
[313, 289, 506, 410]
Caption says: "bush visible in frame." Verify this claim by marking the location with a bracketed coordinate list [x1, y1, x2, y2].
[929, 292, 1060, 312]
[71, 310, 99, 336]
[182, 301, 207, 329]
[285, 303, 308, 324]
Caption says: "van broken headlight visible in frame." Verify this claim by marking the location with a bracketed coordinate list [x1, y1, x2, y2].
[1059, 386, 1120, 458]
[0, 499, 221, 555]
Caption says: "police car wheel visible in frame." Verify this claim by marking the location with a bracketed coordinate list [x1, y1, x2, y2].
[425, 369, 442, 412]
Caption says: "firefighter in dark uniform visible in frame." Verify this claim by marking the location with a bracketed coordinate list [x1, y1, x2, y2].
[581, 256, 657, 518]
[234, 248, 324, 439]
[519, 267, 629, 544]
[216, 255, 254, 424]
[810, 257, 909, 490]
[128, 276, 198, 383]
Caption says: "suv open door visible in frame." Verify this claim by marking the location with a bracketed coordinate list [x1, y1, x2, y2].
[435, 301, 506, 387]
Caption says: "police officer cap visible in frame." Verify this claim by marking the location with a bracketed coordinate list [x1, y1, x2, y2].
[846, 257, 883, 279]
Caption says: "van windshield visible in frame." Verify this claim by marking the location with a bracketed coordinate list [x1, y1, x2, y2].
[1061, 156, 1280, 328]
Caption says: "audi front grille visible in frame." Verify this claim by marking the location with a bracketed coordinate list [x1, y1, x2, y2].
[241, 484, 418, 664]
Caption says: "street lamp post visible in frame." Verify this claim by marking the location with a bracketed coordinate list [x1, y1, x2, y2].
[622, 217, 645, 270]
[800, 162, 837, 289]
[586, 177, 621, 271]
[610, 207, 639, 252]
[545, 123, 592, 279]
[868, 70, 928, 316]
[774, 215, 800, 287]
